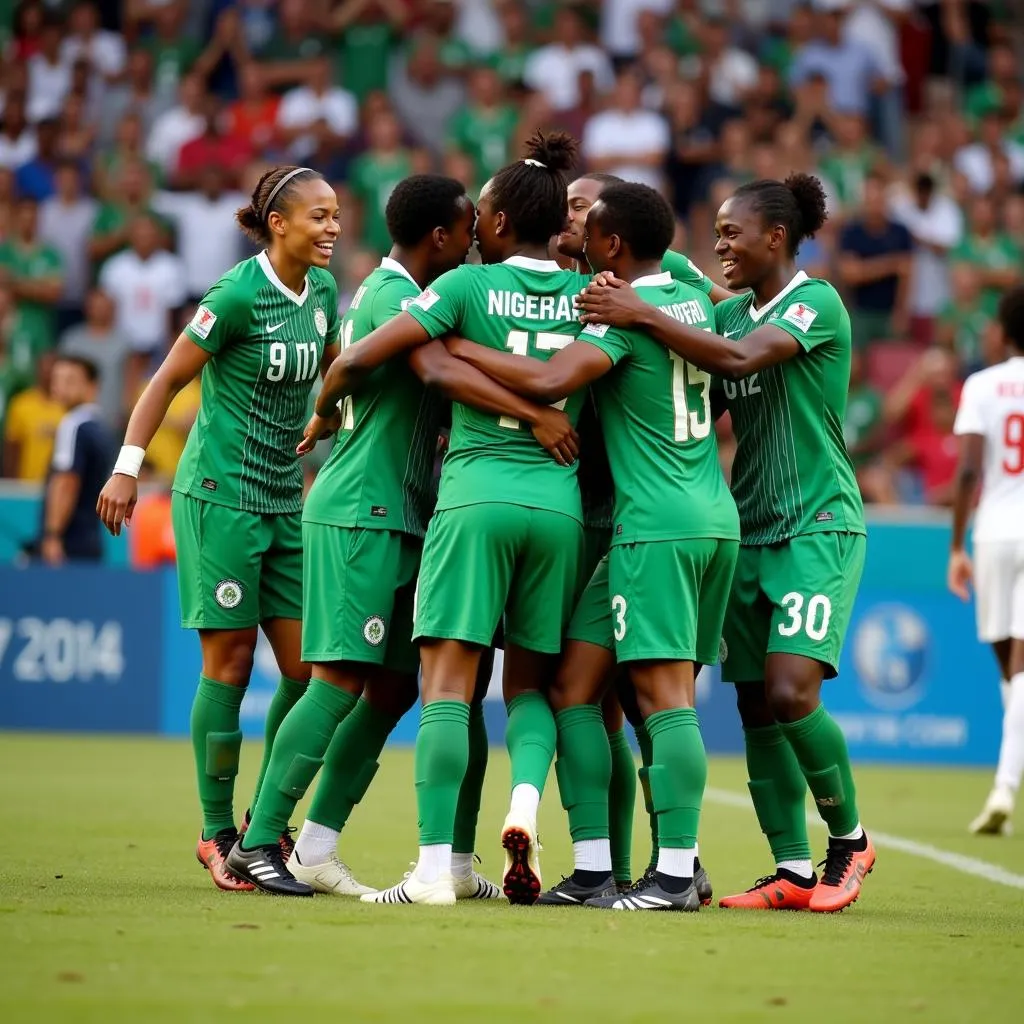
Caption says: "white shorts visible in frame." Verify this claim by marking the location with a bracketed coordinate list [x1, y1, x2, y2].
[974, 539, 1024, 643]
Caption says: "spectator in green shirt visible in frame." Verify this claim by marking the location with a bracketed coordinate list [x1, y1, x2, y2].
[936, 264, 990, 375]
[88, 158, 168, 268]
[818, 112, 884, 213]
[258, 0, 326, 92]
[951, 193, 1023, 317]
[329, 0, 407, 101]
[142, 2, 203, 101]
[447, 65, 519, 184]
[0, 197, 64, 359]
[491, 0, 534, 91]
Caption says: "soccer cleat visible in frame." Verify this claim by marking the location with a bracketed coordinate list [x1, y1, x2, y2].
[224, 840, 314, 896]
[453, 870, 503, 900]
[536, 873, 615, 906]
[718, 870, 816, 910]
[240, 809, 296, 860]
[195, 828, 255, 892]
[360, 868, 456, 906]
[634, 859, 712, 905]
[969, 786, 1015, 836]
[286, 851, 374, 896]
[808, 834, 876, 913]
[585, 874, 700, 911]
[501, 812, 543, 905]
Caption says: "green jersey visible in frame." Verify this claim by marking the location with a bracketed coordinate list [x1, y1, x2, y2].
[713, 272, 865, 545]
[661, 249, 714, 296]
[406, 256, 588, 521]
[447, 104, 520, 183]
[173, 252, 339, 515]
[951, 232, 1023, 317]
[0, 240, 62, 354]
[349, 151, 414, 256]
[303, 258, 441, 537]
[578, 272, 739, 545]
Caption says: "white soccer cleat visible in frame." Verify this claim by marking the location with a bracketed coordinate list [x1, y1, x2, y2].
[501, 812, 542, 905]
[969, 786, 1015, 835]
[360, 868, 456, 906]
[286, 851, 375, 896]
[453, 870, 503, 900]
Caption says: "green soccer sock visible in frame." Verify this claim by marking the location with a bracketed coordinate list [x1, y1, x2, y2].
[779, 704, 861, 838]
[453, 702, 488, 854]
[506, 691, 556, 795]
[306, 697, 399, 833]
[242, 679, 358, 848]
[416, 701, 471, 846]
[607, 726, 637, 883]
[744, 723, 812, 863]
[191, 676, 246, 840]
[554, 705, 611, 842]
[635, 722, 658, 870]
[645, 708, 706, 850]
[250, 675, 306, 812]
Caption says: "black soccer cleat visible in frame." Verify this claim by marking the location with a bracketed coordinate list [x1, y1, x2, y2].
[536, 872, 615, 906]
[586, 872, 701, 911]
[694, 857, 713, 906]
[225, 840, 314, 897]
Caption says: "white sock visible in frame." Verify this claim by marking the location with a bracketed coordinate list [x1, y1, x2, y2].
[1002, 679, 1011, 710]
[656, 846, 695, 880]
[415, 843, 452, 884]
[294, 820, 339, 866]
[995, 672, 1024, 793]
[693, 842, 699, 860]
[833, 824, 864, 842]
[451, 852, 473, 879]
[777, 859, 815, 880]
[573, 839, 612, 873]
[509, 783, 540, 821]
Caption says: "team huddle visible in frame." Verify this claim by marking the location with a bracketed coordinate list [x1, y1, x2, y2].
[99, 131, 882, 913]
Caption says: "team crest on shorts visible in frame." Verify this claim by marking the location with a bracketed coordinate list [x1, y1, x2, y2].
[314, 308, 328, 338]
[214, 579, 244, 609]
[718, 638, 729, 664]
[363, 615, 386, 646]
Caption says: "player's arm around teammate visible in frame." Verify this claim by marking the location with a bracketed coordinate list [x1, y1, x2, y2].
[578, 175, 875, 913]
[97, 167, 342, 893]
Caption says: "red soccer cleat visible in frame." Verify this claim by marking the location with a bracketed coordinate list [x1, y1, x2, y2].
[196, 829, 255, 892]
[809, 834, 876, 913]
[718, 871, 816, 910]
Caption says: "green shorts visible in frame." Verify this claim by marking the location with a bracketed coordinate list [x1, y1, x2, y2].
[171, 492, 302, 630]
[301, 523, 421, 673]
[567, 553, 614, 651]
[721, 532, 867, 683]
[608, 538, 739, 664]
[414, 503, 583, 654]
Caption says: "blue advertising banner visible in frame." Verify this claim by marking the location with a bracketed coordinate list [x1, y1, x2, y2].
[0, 565, 162, 732]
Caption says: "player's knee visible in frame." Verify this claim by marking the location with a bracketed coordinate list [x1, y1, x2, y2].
[764, 677, 816, 724]
[365, 676, 418, 718]
[205, 641, 256, 686]
[734, 684, 774, 729]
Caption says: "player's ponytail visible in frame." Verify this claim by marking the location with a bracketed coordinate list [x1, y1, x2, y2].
[785, 173, 828, 244]
[236, 165, 322, 243]
[732, 174, 829, 256]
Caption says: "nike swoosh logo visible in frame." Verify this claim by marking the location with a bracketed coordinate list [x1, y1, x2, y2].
[267, 322, 286, 333]
[724, 330, 737, 338]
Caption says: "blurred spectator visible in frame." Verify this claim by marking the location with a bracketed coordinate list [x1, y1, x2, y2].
[329, 0, 408, 102]
[145, 74, 207, 177]
[0, 196, 64, 357]
[936, 264, 989, 376]
[582, 65, 669, 190]
[26, 14, 70, 123]
[697, 17, 759, 113]
[889, 171, 963, 346]
[951, 193, 1023, 317]
[838, 173, 912, 347]
[599, 0, 674, 65]
[58, 289, 131, 429]
[416, 0, 473, 73]
[34, 352, 113, 564]
[174, 102, 253, 189]
[0, 278, 36, 402]
[54, 91, 95, 165]
[338, 247, 381, 311]
[953, 101, 1024, 195]
[129, 465, 176, 569]
[447, 65, 518, 185]
[390, 33, 465, 156]
[844, 347, 895, 504]
[817, 113, 883, 213]
[152, 164, 246, 304]
[258, 0, 328, 90]
[8, 0, 47, 62]
[99, 49, 171, 147]
[95, 111, 161, 197]
[0, 95, 37, 169]
[140, 0, 203, 102]
[491, 0, 533, 89]
[523, 5, 613, 112]
[223, 63, 280, 154]
[39, 160, 98, 331]
[664, 80, 725, 222]
[348, 109, 413, 255]
[15, 116, 61, 201]
[89, 158, 165, 266]
[277, 55, 358, 163]
[2, 350, 63, 482]
[60, 1, 127, 85]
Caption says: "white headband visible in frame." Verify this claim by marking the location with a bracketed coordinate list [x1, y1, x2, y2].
[523, 158, 547, 168]
[262, 167, 314, 221]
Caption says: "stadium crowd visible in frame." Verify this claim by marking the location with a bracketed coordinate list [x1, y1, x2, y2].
[0, 0, 1019, 515]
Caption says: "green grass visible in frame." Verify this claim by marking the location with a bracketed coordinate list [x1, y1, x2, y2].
[1, 735, 1022, 1023]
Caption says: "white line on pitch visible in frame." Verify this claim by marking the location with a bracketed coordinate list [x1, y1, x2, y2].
[704, 787, 1024, 892]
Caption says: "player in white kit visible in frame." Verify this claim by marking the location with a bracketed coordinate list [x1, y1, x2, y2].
[949, 287, 1024, 835]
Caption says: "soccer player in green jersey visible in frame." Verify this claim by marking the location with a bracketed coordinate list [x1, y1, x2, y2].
[307, 132, 586, 905]
[447, 183, 740, 910]
[577, 174, 875, 913]
[226, 175, 562, 897]
[96, 166, 342, 891]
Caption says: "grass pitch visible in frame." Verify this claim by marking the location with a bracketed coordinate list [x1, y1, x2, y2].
[1, 734, 1021, 1023]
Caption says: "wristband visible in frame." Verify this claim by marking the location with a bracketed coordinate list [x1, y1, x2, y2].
[113, 444, 146, 478]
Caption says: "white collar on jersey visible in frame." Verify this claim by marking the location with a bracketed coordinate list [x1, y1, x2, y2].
[379, 255, 418, 286]
[503, 255, 562, 272]
[630, 271, 672, 288]
[747, 269, 808, 322]
[257, 250, 309, 307]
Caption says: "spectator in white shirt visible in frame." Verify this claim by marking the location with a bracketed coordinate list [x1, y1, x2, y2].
[599, 0, 674, 63]
[27, 16, 71, 123]
[582, 65, 670, 190]
[145, 74, 207, 176]
[98, 214, 186, 360]
[152, 164, 245, 303]
[699, 17, 759, 111]
[60, 1, 127, 84]
[954, 107, 1024, 196]
[0, 97, 36, 170]
[523, 6, 614, 112]
[277, 56, 358, 163]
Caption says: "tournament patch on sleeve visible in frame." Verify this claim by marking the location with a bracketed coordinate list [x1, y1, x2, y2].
[189, 305, 217, 339]
[411, 287, 441, 312]
[580, 322, 610, 338]
[778, 301, 818, 332]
